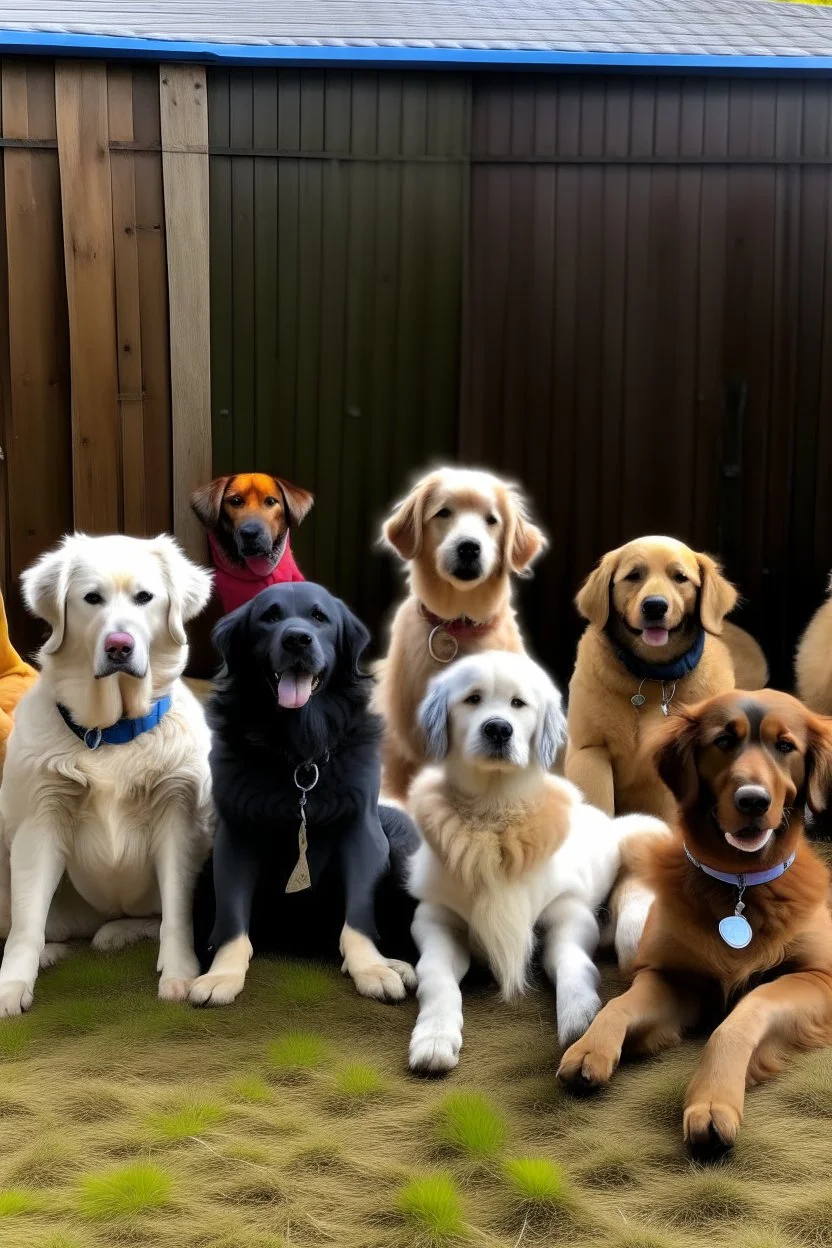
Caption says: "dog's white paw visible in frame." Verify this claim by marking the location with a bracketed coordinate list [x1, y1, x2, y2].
[346, 958, 416, 1002]
[188, 971, 246, 1007]
[409, 1023, 462, 1074]
[92, 918, 160, 953]
[0, 980, 33, 1018]
[158, 976, 194, 1002]
[40, 943, 71, 970]
[557, 988, 602, 1048]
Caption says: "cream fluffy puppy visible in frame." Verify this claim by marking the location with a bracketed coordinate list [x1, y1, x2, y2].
[406, 650, 666, 1073]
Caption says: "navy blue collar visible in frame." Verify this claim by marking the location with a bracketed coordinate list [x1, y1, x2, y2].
[609, 626, 706, 682]
[57, 698, 172, 750]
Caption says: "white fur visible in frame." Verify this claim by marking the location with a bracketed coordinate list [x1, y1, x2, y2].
[0, 534, 213, 1015]
[406, 650, 668, 1073]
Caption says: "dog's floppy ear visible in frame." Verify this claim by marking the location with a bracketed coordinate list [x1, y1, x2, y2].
[382, 476, 436, 561]
[576, 550, 618, 629]
[697, 553, 738, 635]
[534, 678, 566, 770]
[211, 602, 250, 673]
[274, 477, 314, 527]
[190, 477, 230, 532]
[806, 713, 832, 815]
[651, 707, 701, 810]
[419, 672, 452, 761]
[338, 601, 371, 679]
[20, 538, 74, 655]
[500, 485, 548, 576]
[152, 536, 213, 646]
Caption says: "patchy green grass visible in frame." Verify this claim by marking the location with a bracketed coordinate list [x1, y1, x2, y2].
[0, 1188, 42, 1216]
[147, 1094, 227, 1141]
[333, 1061, 387, 1101]
[78, 1161, 173, 1219]
[267, 1030, 327, 1073]
[0, 1015, 35, 1058]
[229, 1075, 272, 1103]
[397, 1173, 466, 1243]
[436, 1090, 507, 1159]
[272, 960, 334, 1007]
[656, 1172, 751, 1229]
[504, 1157, 568, 1208]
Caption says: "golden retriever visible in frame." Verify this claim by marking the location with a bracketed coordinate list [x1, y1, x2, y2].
[558, 689, 832, 1160]
[375, 467, 546, 802]
[795, 573, 832, 713]
[566, 536, 746, 823]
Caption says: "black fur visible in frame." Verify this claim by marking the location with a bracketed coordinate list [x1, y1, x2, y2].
[193, 582, 418, 967]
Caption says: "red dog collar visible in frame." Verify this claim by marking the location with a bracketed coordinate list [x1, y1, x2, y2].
[418, 603, 497, 639]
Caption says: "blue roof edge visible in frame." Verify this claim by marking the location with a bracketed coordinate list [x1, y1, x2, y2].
[1, 28, 832, 73]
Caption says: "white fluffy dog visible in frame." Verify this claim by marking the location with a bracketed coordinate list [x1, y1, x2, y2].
[406, 650, 667, 1073]
[0, 533, 213, 1016]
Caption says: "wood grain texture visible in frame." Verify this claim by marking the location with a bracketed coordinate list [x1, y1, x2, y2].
[108, 67, 146, 535]
[160, 63, 211, 561]
[55, 60, 121, 532]
[1, 61, 72, 647]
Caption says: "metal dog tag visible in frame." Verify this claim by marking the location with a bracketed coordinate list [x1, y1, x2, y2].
[285, 814, 311, 893]
[631, 693, 646, 708]
[719, 913, 752, 949]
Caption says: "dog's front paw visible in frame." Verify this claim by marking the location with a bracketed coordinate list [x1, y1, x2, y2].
[159, 976, 194, 1003]
[557, 988, 602, 1048]
[557, 1039, 617, 1093]
[40, 942, 71, 970]
[346, 958, 416, 1002]
[684, 1100, 741, 1160]
[409, 1022, 462, 1074]
[93, 917, 160, 952]
[0, 980, 33, 1018]
[188, 971, 246, 1007]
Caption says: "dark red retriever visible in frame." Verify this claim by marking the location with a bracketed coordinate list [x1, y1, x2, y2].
[558, 689, 832, 1159]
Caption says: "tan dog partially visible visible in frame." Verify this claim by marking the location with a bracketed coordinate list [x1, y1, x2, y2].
[375, 468, 547, 802]
[566, 536, 745, 823]
[795, 573, 832, 714]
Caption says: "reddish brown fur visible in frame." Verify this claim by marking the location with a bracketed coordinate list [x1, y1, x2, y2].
[190, 472, 314, 553]
[558, 690, 832, 1158]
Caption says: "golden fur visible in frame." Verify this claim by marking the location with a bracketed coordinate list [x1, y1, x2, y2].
[795, 574, 832, 713]
[0, 589, 37, 780]
[558, 690, 832, 1159]
[375, 467, 546, 801]
[565, 536, 741, 822]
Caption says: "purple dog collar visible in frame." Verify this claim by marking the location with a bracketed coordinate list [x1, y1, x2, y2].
[683, 843, 796, 950]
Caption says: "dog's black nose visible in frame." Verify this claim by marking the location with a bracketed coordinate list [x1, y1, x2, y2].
[734, 785, 772, 817]
[239, 521, 264, 541]
[483, 718, 513, 743]
[641, 596, 669, 621]
[283, 630, 312, 654]
[457, 540, 481, 565]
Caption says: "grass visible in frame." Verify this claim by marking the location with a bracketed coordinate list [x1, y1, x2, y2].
[0, 1188, 42, 1216]
[436, 1090, 507, 1159]
[147, 1094, 227, 1141]
[333, 1061, 387, 1101]
[78, 1162, 173, 1219]
[503, 1157, 568, 1208]
[397, 1173, 466, 1243]
[656, 1172, 751, 1229]
[229, 1075, 272, 1103]
[272, 960, 334, 1007]
[267, 1030, 327, 1073]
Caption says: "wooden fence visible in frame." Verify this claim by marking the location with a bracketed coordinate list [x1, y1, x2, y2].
[0, 59, 211, 650]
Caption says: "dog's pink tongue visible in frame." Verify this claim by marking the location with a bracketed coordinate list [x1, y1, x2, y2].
[245, 555, 276, 576]
[277, 672, 313, 709]
[642, 627, 669, 647]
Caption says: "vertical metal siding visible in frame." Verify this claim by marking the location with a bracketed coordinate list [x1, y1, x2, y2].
[207, 68, 468, 638]
[462, 74, 832, 685]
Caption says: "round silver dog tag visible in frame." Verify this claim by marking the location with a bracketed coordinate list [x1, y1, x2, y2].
[631, 693, 646, 708]
[428, 626, 459, 664]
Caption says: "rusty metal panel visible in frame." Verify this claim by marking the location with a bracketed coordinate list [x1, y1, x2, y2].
[463, 74, 832, 686]
[208, 68, 468, 636]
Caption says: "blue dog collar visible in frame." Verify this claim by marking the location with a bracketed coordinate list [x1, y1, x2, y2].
[612, 626, 706, 682]
[683, 844, 796, 888]
[57, 697, 172, 750]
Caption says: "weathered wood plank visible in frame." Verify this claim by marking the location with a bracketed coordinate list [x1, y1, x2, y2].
[108, 67, 146, 535]
[160, 63, 212, 561]
[55, 60, 121, 532]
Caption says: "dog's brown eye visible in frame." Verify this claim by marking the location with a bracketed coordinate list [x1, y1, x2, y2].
[673, 572, 689, 584]
[311, 607, 328, 623]
[623, 570, 641, 582]
[227, 495, 244, 507]
[464, 693, 481, 705]
[776, 739, 797, 754]
[134, 591, 154, 606]
[714, 733, 734, 751]
[261, 605, 282, 624]
[486, 514, 499, 526]
[510, 697, 526, 709]
[435, 507, 452, 519]
[264, 496, 278, 507]
[84, 591, 104, 606]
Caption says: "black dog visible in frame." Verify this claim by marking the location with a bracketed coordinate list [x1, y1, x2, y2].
[190, 582, 418, 1006]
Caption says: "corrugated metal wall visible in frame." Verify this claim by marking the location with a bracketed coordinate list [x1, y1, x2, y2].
[462, 75, 832, 684]
[207, 69, 468, 624]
